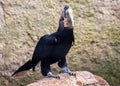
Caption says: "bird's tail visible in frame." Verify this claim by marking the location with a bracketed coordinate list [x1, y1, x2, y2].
[11, 59, 33, 77]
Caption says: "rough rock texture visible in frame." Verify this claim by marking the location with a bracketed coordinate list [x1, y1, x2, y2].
[0, 0, 120, 86]
[27, 71, 110, 86]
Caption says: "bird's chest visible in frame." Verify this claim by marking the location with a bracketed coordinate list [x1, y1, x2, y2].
[49, 56, 60, 64]
[52, 44, 71, 57]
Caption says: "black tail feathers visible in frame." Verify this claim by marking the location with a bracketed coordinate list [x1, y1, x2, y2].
[11, 59, 33, 77]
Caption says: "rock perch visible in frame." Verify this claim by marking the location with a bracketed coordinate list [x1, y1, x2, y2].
[27, 71, 110, 86]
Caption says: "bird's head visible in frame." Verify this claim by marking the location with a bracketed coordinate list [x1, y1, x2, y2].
[61, 5, 74, 28]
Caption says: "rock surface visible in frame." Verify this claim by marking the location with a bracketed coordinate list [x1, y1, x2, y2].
[27, 71, 110, 86]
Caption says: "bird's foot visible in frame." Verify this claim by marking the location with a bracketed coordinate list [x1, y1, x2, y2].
[47, 72, 60, 79]
[60, 66, 76, 77]
[68, 72, 76, 77]
[47, 75, 60, 79]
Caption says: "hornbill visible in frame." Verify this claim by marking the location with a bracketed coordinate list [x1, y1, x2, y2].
[12, 5, 75, 79]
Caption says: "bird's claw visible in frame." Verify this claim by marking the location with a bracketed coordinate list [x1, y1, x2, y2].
[68, 72, 76, 77]
[55, 75, 60, 79]
[47, 72, 60, 79]
[59, 71, 76, 77]
[47, 75, 60, 79]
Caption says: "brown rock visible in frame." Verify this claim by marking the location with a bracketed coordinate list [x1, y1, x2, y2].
[27, 71, 110, 86]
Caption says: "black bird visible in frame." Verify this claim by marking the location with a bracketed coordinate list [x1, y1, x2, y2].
[12, 5, 75, 79]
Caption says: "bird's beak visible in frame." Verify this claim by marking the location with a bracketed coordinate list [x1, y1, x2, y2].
[64, 6, 74, 27]
[60, 5, 74, 27]
[61, 5, 69, 20]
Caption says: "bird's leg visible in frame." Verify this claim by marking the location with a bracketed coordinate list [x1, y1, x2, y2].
[61, 66, 76, 77]
[47, 71, 60, 79]
[41, 61, 60, 79]
[58, 57, 76, 77]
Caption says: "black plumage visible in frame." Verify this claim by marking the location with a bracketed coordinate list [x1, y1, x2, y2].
[12, 5, 75, 78]
[12, 27, 74, 76]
